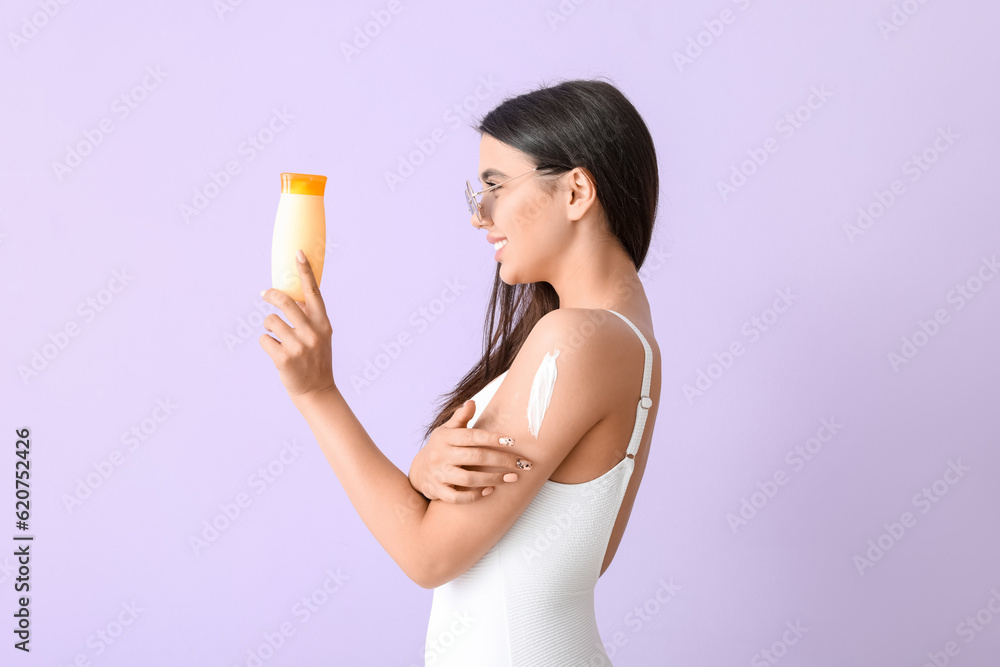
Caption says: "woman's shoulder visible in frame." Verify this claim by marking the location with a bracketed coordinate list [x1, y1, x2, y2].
[526, 307, 657, 382]
[535, 307, 656, 349]
[529, 308, 625, 355]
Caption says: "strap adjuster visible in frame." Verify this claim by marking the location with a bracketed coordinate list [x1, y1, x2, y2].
[639, 396, 652, 409]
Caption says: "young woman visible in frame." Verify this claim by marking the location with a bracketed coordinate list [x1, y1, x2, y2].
[260, 78, 661, 666]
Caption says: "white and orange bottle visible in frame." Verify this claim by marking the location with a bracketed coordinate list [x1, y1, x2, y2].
[271, 172, 327, 302]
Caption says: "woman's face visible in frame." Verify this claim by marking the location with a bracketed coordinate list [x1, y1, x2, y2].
[471, 134, 568, 285]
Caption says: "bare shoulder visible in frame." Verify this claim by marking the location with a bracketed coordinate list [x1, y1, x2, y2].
[473, 308, 626, 439]
[548, 307, 661, 415]
[501, 307, 656, 418]
[518, 308, 626, 381]
[528, 307, 630, 350]
[532, 307, 655, 365]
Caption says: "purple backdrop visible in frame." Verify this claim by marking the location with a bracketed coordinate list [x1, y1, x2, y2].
[3, 1, 999, 665]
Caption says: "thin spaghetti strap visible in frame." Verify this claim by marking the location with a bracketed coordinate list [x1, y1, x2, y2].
[604, 309, 653, 458]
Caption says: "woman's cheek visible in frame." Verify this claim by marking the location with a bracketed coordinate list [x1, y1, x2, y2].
[516, 187, 552, 222]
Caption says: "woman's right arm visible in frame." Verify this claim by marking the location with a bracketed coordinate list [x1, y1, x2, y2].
[408, 399, 528, 503]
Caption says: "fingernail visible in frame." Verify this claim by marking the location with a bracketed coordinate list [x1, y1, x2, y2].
[503, 473, 518, 482]
[260, 289, 268, 298]
[482, 487, 494, 496]
[516, 458, 531, 470]
[296, 249, 306, 263]
[499, 436, 514, 446]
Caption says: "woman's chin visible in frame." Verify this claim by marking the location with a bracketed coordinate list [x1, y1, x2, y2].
[498, 263, 518, 286]
[499, 265, 534, 287]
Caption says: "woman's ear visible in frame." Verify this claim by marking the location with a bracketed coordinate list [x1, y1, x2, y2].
[565, 167, 598, 221]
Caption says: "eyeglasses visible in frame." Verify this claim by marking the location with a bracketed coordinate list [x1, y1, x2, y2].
[465, 167, 542, 223]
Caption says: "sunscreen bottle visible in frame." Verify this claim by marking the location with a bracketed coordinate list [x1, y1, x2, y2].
[271, 172, 327, 302]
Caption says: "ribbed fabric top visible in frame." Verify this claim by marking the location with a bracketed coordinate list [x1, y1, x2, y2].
[424, 310, 653, 667]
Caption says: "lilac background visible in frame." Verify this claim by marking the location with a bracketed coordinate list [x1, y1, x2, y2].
[2, 1, 999, 665]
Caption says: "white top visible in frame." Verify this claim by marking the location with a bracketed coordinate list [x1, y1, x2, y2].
[424, 309, 654, 667]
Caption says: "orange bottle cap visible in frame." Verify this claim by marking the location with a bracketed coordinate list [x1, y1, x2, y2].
[280, 173, 327, 196]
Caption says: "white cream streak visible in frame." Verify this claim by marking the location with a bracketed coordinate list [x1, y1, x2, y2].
[526, 348, 560, 438]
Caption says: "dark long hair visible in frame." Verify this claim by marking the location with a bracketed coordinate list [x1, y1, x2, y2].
[419, 77, 659, 444]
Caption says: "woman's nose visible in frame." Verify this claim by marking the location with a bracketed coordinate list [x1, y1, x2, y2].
[471, 199, 492, 227]
[471, 206, 489, 229]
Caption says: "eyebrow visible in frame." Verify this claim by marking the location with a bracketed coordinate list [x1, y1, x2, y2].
[479, 168, 507, 183]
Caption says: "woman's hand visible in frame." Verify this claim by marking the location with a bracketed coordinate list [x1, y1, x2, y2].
[409, 399, 531, 503]
[259, 249, 337, 399]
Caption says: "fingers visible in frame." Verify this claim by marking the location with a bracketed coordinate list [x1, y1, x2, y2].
[427, 404, 529, 503]
[261, 311, 296, 343]
[446, 446, 531, 476]
[446, 399, 476, 427]
[457, 427, 516, 449]
[260, 249, 328, 330]
[423, 471, 522, 504]
[259, 332, 283, 359]
[294, 249, 330, 321]
[454, 469, 520, 488]
[434, 473, 518, 504]
[261, 287, 309, 332]
[439, 427, 528, 470]
[436, 485, 480, 504]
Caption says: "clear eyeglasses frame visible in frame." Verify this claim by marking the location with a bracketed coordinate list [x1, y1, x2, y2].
[465, 167, 545, 223]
